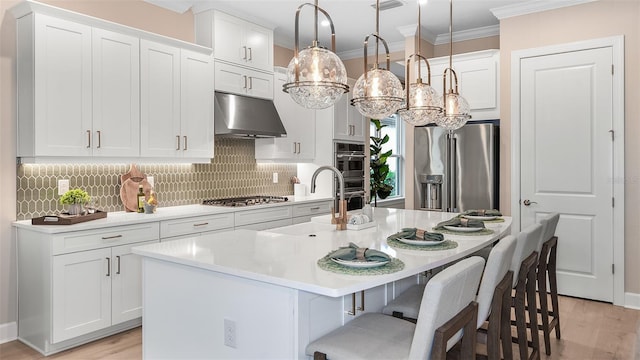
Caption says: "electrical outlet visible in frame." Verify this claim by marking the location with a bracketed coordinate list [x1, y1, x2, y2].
[58, 179, 69, 195]
[147, 176, 154, 188]
[272, 172, 278, 183]
[224, 319, 236, 348]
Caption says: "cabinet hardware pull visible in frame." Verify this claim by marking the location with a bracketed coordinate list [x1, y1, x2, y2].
[349, 125, 352, 136]
[310, 207, 320, 210]
[243, 75, 248, 89]
[101, 234, 123, 240]
[357, 290, 365, 311]
[295, 142, 299, 154]
[242, 46, 247, 60]
[176, 135, 180, 150]
[106, 257, 111, 277]
[248, 47, 252, 61]
[292, 142, 296, 154]
[86, 130, 91, 148]
[248, 77, 253, 90]
[116, 255, 121, 274]
[96, 131, 101, 148]
[193, 222, 209, 227]
[183, 136, 187, 150]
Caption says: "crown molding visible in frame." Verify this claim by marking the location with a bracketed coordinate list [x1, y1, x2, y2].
[143, 0, 192, 14]
[434, 24, 500, 45]
[490, 0, 597, 20]
[396, 24, 437, 44]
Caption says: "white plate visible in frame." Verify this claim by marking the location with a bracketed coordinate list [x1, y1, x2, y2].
[397, 238, 444, 246]
[331, 258, 390, 268]
[443, 225, 484, 233]
[462, 215, 498, 221]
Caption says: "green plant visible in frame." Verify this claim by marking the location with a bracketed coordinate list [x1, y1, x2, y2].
[59, 188, 91, 205]
[370, 119, 394, 206]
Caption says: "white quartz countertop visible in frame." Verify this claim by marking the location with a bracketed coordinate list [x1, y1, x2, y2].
[12, 195, 333, 233]
[133, 208, 511, 297]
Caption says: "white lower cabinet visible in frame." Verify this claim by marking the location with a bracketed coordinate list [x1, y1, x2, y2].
[17, 222, 159, 355]
[159, 213, 235, 240]
[292, 200, 333, 224]
[234, 206, 293, 230]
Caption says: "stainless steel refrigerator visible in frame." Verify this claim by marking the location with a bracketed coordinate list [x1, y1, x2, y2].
[414, 120, 499, 212]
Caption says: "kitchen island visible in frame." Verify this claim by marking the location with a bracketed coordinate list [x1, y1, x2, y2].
[133, 208, 511, 359]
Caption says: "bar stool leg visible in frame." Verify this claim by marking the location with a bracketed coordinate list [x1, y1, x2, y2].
[548, 238, 561, 339]
[538, 242, 552, 355]
[526, 260, 541, 360]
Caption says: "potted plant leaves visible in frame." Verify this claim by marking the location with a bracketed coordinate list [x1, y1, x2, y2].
[370, 119, 394, 206]
[59, 188, 91, 215]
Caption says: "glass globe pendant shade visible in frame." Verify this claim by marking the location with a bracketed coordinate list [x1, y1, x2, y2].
[436, 91, 471, 130]
[284, 46, 349, 109]
[397, 81, 442, 126]
[352, 68, 404, 119]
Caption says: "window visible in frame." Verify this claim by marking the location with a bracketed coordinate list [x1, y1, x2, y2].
[370, 114, 404, 200]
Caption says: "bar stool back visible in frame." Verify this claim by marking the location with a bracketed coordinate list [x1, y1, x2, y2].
[537, 213, 561, 355]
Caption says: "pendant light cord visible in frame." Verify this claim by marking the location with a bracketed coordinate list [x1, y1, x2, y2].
[448, 0, 453, 90]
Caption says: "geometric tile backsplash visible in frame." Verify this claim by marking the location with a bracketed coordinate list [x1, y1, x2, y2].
[16, 138, 297, 220]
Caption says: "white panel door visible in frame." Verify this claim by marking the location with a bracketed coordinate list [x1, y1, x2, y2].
[140, 40, 181, 157]
[34, 14, 92, 157]
[180, 50, 214, 159]
[92, 29, 140, 157]
[519, 46, 613, 301]
[52, 248, 111, 343]
[243, 23, 272, 72]
[112, 241, 157, 325]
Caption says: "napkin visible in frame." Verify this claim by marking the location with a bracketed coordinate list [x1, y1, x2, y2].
[460, 209, 502, 217]
[434, 217, 485, 230]
[329, 242, 390, 262]
[389, 228, 444, 242]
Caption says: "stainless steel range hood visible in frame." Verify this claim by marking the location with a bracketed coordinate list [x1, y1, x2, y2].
[214, 92, 287, 138]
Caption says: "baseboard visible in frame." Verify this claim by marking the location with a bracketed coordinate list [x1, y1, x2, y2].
[0, 322, 17, 344]
[624, 292, 640, 310]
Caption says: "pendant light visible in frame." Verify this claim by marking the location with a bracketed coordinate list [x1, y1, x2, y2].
[351, 0, 404, 120]
[397, 0, 443, 126]
[282, 0, 349, 110]
[435, 0, 471, 130]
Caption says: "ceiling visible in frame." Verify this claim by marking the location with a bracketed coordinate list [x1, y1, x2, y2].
[143, 0, 538, 58]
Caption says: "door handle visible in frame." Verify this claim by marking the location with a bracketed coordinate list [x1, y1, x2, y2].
[523, 199, 538, 206]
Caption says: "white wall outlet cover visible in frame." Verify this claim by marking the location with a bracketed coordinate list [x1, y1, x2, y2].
[58, 179, 70, 195]
[147, 176, 154, 188]
[224, 318, 236, 348]
[272, 172, 278, 183]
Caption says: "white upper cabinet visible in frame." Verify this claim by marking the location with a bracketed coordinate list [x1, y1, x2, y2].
[214, 60, 273, 99]
[333, 78, 367, 142]
[427, 49, 500, 121]
[140, 41, 214, 160]
[12, 1, 213, 163]
[196, 10, 273, 73]
[255, 70, 315, 162]
[92, 29, 140, 157]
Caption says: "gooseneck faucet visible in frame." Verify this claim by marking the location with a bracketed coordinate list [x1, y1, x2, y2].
[311, 165, 348, 230]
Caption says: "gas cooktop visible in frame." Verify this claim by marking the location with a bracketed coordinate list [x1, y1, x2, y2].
[202, 196, 289, 207]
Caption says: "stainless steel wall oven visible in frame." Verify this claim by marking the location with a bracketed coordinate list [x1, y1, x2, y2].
[334, 142, 366, 211]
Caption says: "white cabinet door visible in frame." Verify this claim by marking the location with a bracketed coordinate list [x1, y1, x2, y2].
[333, 78, 365, 142]
[112, 240, 157, 325]
[52, 248, 111, 343]
[33, 14, 92, 157]
[215, 61, 273, 100]
[255, 72, 314, 161]
[181, 50, 214, 159]
[140, 40, 181, 158]
[92, 28, 140, 157]
[245, 68, 274, 99]
[212, 11, 273, 73]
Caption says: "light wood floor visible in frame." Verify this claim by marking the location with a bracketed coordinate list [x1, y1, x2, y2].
[1, 296, 638, 360]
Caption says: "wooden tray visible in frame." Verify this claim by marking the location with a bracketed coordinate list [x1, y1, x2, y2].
[31, 210, 107, 225]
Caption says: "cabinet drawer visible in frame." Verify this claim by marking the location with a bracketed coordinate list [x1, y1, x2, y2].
[235, 218, 292, 231]
[160, 213, 234, 239]
[292, 201, 333, 218]
[234, 206, 292, 226]
[52, 223, 160, 255]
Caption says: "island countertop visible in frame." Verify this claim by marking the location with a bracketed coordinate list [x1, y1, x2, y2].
[132, 207, 511, 297]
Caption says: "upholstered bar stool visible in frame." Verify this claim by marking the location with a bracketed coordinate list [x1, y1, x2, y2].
[382, 236, 517, 360]
[536, 213, 561, 355]
[509, 223, 543, 360]
[306, 257, 485, 360]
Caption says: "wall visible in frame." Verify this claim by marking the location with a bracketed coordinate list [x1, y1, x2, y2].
[0, 0, 296, 339]
[433, 35, 500, 58]
[499, 0, 640, 293]
[16, 139, 296, 220]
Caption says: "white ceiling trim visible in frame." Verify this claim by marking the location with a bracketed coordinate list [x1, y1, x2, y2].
[434, 24, 500, 45]
[396, 24, 438, 44]
[490, 0, 597, 20]
[144, 0, 192, 14]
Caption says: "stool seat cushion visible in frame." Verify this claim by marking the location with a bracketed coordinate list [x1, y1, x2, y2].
[305, 313, 414, 360]
[382, 284, 426, 319]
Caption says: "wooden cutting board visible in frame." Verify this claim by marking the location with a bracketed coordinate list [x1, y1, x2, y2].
[121, 164, 146, 183]
[120, 178, 152, 212]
